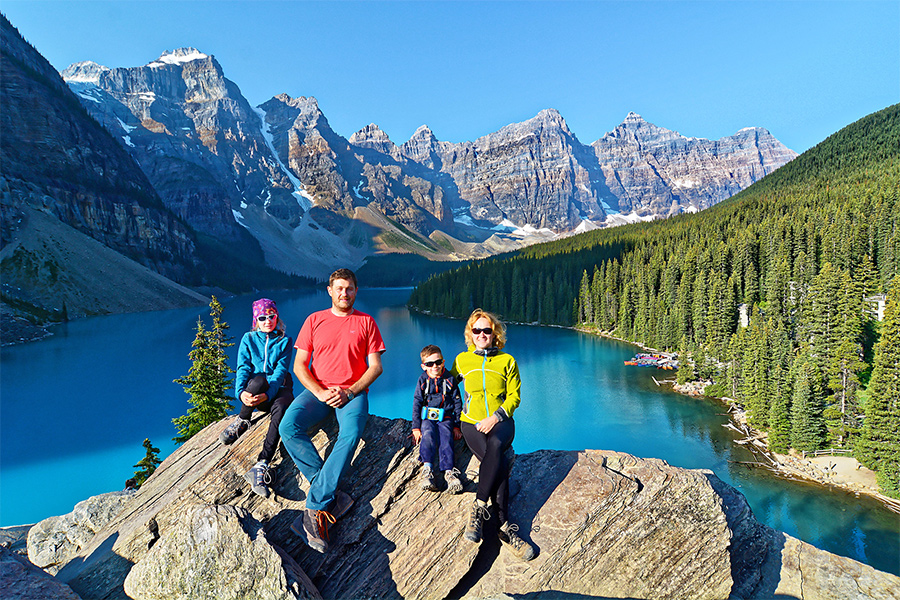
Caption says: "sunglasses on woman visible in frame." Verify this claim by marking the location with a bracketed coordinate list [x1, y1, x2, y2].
[257, 314, 277, 322]
[422, 359, 444, 367]
[471, 327, 493, 335]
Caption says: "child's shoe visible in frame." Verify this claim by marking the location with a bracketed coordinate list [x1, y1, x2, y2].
[219, 417, 250, 445]
[244, 460, 272, 497]
[499, 521, 536, 561]
[444, 468, 463, 494]
[419, 464, 438, 491]
[464, 500, 490, 543]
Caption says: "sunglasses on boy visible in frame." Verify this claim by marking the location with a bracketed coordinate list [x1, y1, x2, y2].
[471, 327, 493, 335]
[422, 359, 444, 367]
[257, 314, 277, 322]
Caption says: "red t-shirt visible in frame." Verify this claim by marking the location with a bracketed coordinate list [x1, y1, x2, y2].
[295, 309, 386, 389]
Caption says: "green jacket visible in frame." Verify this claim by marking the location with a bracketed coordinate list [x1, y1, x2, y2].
[450, 347, 521, 425]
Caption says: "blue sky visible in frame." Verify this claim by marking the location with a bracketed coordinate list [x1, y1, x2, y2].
[3, 1, 898, 153]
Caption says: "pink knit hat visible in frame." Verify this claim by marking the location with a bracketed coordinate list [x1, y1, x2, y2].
[252, 298, 278, 327]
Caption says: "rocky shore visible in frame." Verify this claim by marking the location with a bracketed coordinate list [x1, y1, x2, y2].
[3, 412, 899, 600]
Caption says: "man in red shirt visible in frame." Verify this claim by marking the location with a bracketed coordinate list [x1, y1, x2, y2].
[279, 268, 386, 553]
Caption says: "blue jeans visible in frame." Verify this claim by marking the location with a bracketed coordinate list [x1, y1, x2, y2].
[278, 389, 369, 511]
[419, 419, 455, 471]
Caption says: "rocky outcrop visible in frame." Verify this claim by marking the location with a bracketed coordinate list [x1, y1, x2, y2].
[31, 411, 898, 600]
[0, 546, 82, 600]
[27, 490, 135, 575]
[123, 504, 318, 600]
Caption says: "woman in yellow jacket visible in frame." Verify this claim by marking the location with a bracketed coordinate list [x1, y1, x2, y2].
[451, 309, 535, 561]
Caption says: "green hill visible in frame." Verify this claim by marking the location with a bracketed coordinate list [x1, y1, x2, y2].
[410, 103, 900, 495]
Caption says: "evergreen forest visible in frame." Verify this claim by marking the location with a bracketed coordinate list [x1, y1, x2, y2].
[409, 103, 900, 496]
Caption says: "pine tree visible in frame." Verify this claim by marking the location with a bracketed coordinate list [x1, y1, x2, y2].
[133, 438, 161, 487]
[791, 357, 827, 453]
[173, 297, 234, 444]
[856, 281, 900, 497]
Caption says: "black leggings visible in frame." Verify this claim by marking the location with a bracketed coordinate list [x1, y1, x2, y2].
[461, 419, 515, 525]
[239, 385, 293, 462]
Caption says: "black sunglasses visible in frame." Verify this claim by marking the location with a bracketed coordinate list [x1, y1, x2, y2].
[257, 314, 277, 322]
[423, 359, 444, 367]
[471, 327, 493, 335]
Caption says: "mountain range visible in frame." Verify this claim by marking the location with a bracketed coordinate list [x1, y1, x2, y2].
[60, 46, 796, 273]
[0, 13, 796, 335]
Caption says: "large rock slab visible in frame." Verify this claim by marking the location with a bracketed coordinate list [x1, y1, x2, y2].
[462, 450, 733, 600]
[123, 504, 317, 600]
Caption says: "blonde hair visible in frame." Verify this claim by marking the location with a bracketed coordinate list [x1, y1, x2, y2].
[464, 309, 506, 350]
[253, 316, 286, 335]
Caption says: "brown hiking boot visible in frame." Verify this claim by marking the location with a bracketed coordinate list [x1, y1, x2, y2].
[330, 489, 354, 520]
[499, 521, 536, 561]
[291, 508, 336, 553]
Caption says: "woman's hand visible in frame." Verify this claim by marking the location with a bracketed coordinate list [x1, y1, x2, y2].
[240, 391, 267, 406]
[475, 414, 499, 434]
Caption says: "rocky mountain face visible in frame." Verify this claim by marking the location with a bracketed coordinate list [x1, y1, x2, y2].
[0, 16, 205, 335]
[591, 111, 798, 217]
[20, 412, 900, 600]
[61, 50, 297, 240]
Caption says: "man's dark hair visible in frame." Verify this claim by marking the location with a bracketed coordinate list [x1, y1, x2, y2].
[420, 344, 443, 362]
[329, 268, 358, 288]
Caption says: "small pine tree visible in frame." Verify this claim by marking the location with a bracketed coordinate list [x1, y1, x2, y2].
[133, 438, 161, 487]
[173, 297, 234, 444]
[791, 358, 827, 453]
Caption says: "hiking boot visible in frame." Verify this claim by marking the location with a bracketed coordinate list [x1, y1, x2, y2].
[244, 461, 272, 498]
[499, 522, 536, 561]
[330, 489, 354, 520]
[291, 508, 336, 553]
[464, 500, 490, 543]
[219, 417, 250, 445]
[420, 464, 438, 492]
[444, 468, 463, 494]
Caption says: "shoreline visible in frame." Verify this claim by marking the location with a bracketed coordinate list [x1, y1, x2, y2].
[575, 325, 900, 515]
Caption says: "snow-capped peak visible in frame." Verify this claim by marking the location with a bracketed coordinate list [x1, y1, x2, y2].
[147, 48, 208, 68]
[60, 61, 109, 84]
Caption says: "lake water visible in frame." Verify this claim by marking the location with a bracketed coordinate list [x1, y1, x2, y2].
[1, 288, 898, 575]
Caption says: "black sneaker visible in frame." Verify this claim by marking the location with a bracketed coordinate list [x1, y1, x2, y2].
[291, 508, 336, 553]
[219, 417, 250, 445]
[499, 522, 536, 561]
[244, 461, 272, 498]
[464, 500, 490, 543]
[420, 464, 438, 491]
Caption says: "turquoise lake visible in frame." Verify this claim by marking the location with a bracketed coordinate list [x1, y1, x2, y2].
[1, 287, 897, 575]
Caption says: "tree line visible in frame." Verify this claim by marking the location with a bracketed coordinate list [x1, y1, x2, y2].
[409, 103, 900, 497]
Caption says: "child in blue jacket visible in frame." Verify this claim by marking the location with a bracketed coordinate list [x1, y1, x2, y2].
[219, 298, 293, 498]
[412, 344, 463, 493]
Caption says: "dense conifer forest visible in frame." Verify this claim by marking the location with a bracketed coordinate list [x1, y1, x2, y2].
[409, 104, 900, 496]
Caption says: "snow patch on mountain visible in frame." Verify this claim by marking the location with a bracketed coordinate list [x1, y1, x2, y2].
[147, 48, 209, 68]
[252, 106, 311, 210]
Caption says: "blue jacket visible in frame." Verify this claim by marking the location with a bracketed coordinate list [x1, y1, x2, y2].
[412, 369, 462, 430]
[235, 330, 293, 401]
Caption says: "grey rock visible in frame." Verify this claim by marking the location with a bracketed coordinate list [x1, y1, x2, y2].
[26, 490, 134, 574]
[123, 504, 318, 600]
[0, 545, 82, 600]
